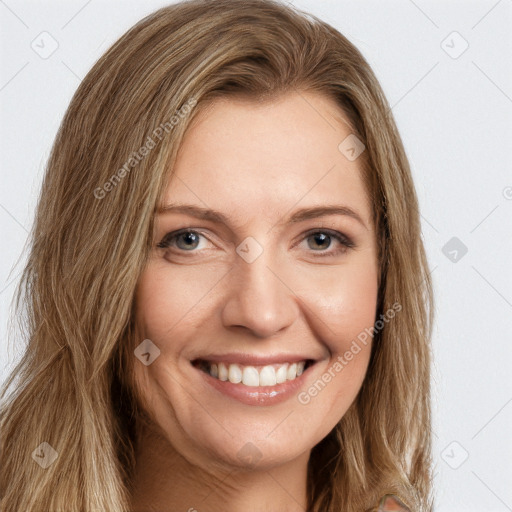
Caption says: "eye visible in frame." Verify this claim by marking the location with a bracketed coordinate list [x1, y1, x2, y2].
[156, 228, 355, 259]
[299, 229, 355, 257]
[157, 229, 211, 252]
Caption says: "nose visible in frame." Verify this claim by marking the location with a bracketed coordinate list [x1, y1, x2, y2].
[220, 245, 299, 338]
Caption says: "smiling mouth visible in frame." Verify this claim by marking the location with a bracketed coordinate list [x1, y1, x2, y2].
[192, 359, 316, 387]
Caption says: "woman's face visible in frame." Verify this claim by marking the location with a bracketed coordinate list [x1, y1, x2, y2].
[134, 91, 379, 472]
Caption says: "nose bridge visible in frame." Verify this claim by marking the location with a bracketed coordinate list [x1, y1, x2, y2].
[220, 238, 298, 337]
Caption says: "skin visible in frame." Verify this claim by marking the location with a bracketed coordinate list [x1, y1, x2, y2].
[130, 91, 379, 512]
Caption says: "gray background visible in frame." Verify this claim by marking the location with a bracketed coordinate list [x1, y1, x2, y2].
[1, 1, 511, 510]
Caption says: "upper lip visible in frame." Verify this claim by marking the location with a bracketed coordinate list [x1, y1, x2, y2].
[191, 353, 318, 366]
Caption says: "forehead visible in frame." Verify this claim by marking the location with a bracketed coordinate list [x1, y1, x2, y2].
[165, 91, 371, 226]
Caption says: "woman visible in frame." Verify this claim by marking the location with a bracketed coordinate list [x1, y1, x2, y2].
[0, 1, 433, 511]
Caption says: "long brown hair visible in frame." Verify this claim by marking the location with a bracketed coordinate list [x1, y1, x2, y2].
[0, 1, 434, 510]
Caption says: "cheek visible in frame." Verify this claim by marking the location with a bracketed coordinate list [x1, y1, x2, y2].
[293, 259, 379, 356]
[291, 261, 378, 424]
[134, 262, 222, 346]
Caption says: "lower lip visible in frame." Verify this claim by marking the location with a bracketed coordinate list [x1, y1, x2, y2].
[193, 363, 316, 406]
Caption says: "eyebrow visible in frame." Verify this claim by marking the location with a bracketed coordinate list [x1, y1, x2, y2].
[157, 203, 368, 229]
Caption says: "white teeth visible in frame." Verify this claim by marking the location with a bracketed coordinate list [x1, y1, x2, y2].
[218, 362, 228, 381]
[228, 363, 242, 384]
[259, 365, 277, 386]
[287, 363, 297, 380]
[242, 366, 260, 386]
[200, 360, 310, 386]
[275, 364, 288, 384]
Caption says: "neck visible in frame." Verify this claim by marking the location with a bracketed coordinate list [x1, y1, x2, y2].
[129, 424, 310, 512]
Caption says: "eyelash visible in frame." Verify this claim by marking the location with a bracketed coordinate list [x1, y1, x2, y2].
[156, 228, 355, 258]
